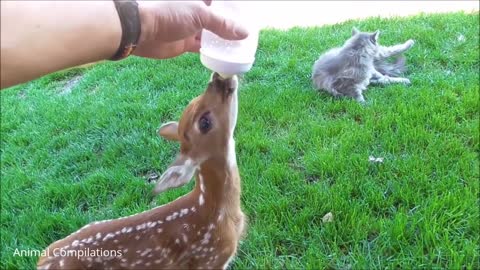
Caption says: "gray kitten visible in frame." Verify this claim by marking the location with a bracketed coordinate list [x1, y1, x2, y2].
[312, 27, 414, 103]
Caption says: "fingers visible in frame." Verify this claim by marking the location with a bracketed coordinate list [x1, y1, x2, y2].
[134, 40, 187, 59]
[188, 40, 201, 53]
[194, 31, 202, 42]
[186, 34, 201, 53]
[198, 6, 249, 40]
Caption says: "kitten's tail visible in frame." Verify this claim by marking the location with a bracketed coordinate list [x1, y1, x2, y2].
[374, 56, 407, 77]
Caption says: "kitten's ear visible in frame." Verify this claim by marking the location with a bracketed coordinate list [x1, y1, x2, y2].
[352, 27, 360, 36]
[370, 30, 380, 43]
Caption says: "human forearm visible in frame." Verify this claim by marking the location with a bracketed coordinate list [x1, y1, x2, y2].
[0, 1, 122, 89]
[1, 1, 249, 90]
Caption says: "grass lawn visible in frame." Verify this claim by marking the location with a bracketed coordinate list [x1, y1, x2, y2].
[1, 12, 478, 269]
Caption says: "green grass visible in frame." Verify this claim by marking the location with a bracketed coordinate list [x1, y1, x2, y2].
[1, 12, 479, 269]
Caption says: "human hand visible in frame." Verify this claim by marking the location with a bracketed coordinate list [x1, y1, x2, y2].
[133, 1, 249, 59]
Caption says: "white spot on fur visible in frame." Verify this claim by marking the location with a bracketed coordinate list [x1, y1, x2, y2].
[140, 248, 152, 257]
[180, 208, 189, 217]
[59, 260, 64, 267]
[182, 233, 188, 243]
[72, 240, 79, 247]
[191, 206, 196, 212]
[135, 235, 140, 240]
[199, 194, 204, 205]
[147, 221, 157, 228]
[201, 232, 211, 245]
[102, 233, 115, 241]
[199, 174, 206, 193]
[87, 237, 93, 243]
[38, 263, 51, 270]
[136, 223, 147, 230]
[227, 138, 237, 168]
[157, 228, 163, 233]
[217, 209, 224, 221]
[96, 233, 102, 239]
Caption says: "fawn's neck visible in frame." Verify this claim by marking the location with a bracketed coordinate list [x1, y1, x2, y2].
[194, 153, 241, 214]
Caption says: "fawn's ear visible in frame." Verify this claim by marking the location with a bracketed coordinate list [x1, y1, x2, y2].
[352, 27, 360, 36]
[158, 121, 179, 141]
[153, 155, 198, 195]
[371, 30, 380, 43]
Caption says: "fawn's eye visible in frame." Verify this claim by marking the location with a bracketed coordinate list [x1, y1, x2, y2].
[198, 112, 212, 134]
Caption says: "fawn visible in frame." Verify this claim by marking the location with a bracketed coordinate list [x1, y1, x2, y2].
[37, 73, 245, 269]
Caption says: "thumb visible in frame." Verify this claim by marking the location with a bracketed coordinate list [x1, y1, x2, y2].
[198, 7, 249, 40]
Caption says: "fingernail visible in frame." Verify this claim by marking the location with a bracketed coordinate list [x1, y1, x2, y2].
[234, 25, 249, 39]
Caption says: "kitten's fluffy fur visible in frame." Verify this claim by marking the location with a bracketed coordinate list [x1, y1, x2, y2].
[312, 28, 414, 103]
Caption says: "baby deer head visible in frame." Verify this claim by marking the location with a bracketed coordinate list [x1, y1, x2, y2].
[153, 73, 239, 195]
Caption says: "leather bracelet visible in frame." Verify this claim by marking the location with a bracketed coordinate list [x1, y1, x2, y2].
[109, 0, 141, 61]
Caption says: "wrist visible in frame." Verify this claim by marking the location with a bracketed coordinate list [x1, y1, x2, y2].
[109, 0, 143, 60]
[137, 3, 155, 45]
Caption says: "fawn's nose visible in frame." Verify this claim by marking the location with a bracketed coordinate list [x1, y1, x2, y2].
[208, 77, 236, 102]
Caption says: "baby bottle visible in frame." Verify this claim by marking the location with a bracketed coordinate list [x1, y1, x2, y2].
[200, 1, 259, 77]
